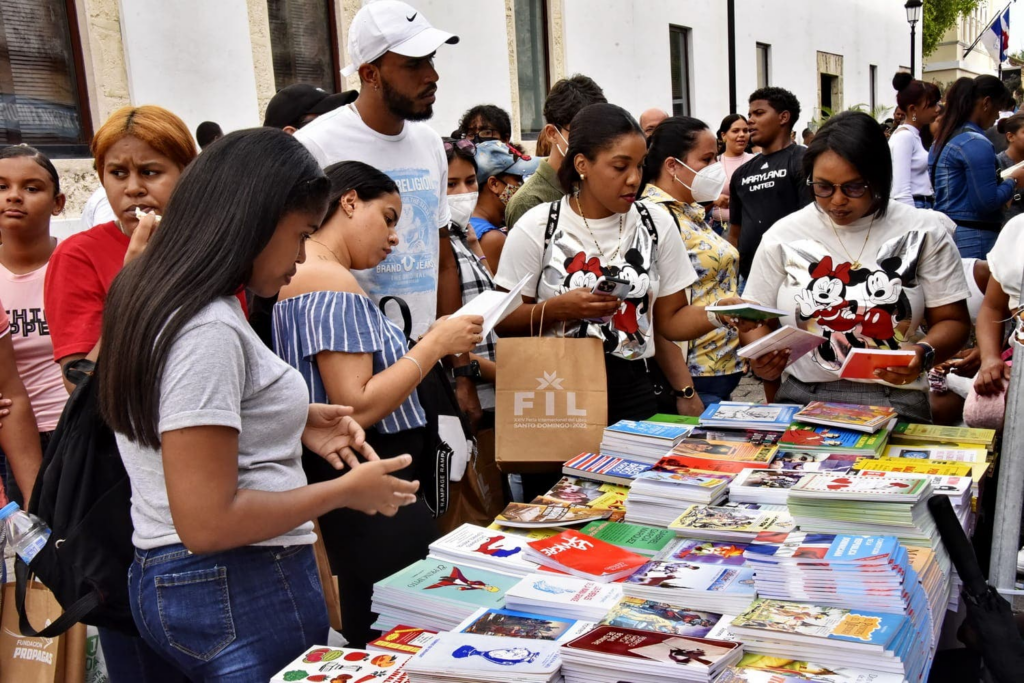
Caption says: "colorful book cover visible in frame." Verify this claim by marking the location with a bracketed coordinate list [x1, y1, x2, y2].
[635, 466, 733, 489]
[699, 402, 800, 429]
[882, 445, 987, 462]
[730, 599, 905, 647]
[789, 474, 928, 497]
[745, 532, 899, 564]
[271, 647, 410, 683]
[579, 520, 676, 556]
[779, 423, 888, 452]
[456, 607, 587, 641]
[670, 439, 778, 463]
[485, 522, 560, 542]
[722, 653, 907, 683]
[541, 476, 629, 509]
[659, 454, 767, 474]
[376, 560, 519, 609]
[669, 504, 795, 535]
[891, 422, 995, 447]
[605, 419, 692, 441]
[429, 524, 534, 572]
[732, 469, 805, 491]
[647, 413, 701, 427]
[659, 538, 749, 565]
[526, 529, 648, 578]
[795, 401, 896, 431]
[405, 632, 561, 675]
[495, 502, 610, 528]
[563, 452, 652, 482]
[626, 560, 756, 594]
[601, 596, 723, 637]
[773, 453, 858, 471]
[695, 428, 783, 446]
[368, 625, 438, 656]
[506, 573, 623, 612]
[838, 349, 915, 380]
[852, 459, 971, 478]
[562, 625, 740, 667]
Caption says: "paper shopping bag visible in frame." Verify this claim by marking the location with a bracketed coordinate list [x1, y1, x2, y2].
[495, 336, 608, 472]
[1, 582, 65, 683]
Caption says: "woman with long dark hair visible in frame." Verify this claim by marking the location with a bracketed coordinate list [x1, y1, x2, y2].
[930, 76, 1024, 258]
[742, 112, 971, 421]
[98, 129, 420, 680]
[711, 114, 753, 233]
[640, 116, 744, 408]
[273, 160, 483, 646]
[889, 72, 941, 208]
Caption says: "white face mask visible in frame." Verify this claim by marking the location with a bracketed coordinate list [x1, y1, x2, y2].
[447, 191, 478, 228]
[554, 128, 569, 157]
[673, 158, 727, 203]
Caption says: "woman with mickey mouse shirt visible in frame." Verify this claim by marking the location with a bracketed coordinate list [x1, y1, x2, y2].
[495, 103, 753, 425]
[741, 112, 971, 422]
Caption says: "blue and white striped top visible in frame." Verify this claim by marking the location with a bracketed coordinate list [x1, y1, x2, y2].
[272, 290, 427, 434]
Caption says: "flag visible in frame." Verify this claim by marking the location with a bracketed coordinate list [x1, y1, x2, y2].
[981, 6, 1011, 63]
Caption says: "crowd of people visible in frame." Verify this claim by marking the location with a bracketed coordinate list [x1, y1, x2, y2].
[0, 0, 1022, 680]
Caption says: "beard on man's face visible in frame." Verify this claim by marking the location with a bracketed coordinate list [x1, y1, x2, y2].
[381, 76, 434, 122]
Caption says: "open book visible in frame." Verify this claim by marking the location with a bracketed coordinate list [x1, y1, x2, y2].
[838, 348, 916, 380]
[451, 274, 530, 336]
[737, 325, 825, 363]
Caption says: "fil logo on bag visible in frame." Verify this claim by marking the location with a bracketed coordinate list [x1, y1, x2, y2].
[513, 371, 588, 428]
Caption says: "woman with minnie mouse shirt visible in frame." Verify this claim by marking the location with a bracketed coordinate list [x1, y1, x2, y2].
[495, 103, 754, 427]
[740, 112, 971, 422]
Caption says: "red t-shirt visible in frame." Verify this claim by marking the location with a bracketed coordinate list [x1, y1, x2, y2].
[44, 221, 248, 361]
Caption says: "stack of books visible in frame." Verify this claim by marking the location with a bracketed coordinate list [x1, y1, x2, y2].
[625, 458, 733, 527]
[523, 529, 649, 582]
[578, 520, 677, 557]
[727, 599, 929, 683]
[562, 452, 652, 486]
[668, 503, 796, 542]
[494, 502, 611, 529]
[715, 653, 907, 682]
[728, 469, 806, 504]
[536, 475, 629, 510]
[504, 573, 623, 622]
[853, 456, 988, 509]
[889, 422, 996, 450]
[403, 632, 561, 683]
[779, 423, 891, 458]
[271, 646, 412, 683]
[622, 555, 756, 614]
[560, 625, 743, 682]
[427, 524, 538, 577]
[453, 607, 594, 644]
[855, 470, 972, 529]
[698, 402, 800, 431]
[794, 401, 897, 433]
[667, 439, 779, 472]
[369, 625, 438, 657]
[600, 420, 693, 463]
[600, 596, 728, 637]
[371, 560, 520, 633]
[771, 452, 857, 472]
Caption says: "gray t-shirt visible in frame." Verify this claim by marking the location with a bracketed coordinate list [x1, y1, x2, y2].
[116, 297, 316, 549]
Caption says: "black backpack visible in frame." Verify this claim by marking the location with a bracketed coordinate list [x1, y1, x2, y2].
[14, 359, 138, 637]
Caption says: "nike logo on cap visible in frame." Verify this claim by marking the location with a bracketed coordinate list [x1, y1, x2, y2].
[407, 12, 417, 21]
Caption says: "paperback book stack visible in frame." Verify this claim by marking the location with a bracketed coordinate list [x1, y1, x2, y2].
[698, 402, 800, 432]
[403, 632, 561, 683]
[667, 439, 779, 473]
[428, 524, 538, 577]
[523, 529, 649, 582]
[562, 452, 652, 486]
[668, 503, 796, 542]
[727, 599, 930, 683]
[453, 607, 594, 644]
[794, 401, 897, 433]
[371, 560, 520, 633]
[728, 469, 806, 504]
[272, 647, 411, 683]
[538, 476, 629, 510]
[779, 423, 891, 458]
[504, 573, 623, 621]
[579, 520, 677, 557]
[600, 420, 692, 463]
[742, 532, 941, 651]
[600, 596, 728, 637]
[715, 653, 907, 683]
[560, 625, 744, 683]
[855, 469, 973, 529]
[622, 538, 757, 614]
[625, 457, 733, 527]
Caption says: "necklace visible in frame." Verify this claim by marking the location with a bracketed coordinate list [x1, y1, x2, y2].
[114, 220, 130, 238]
[309, 239, 345, 265]
[573, 194, 624, 261]
[826, 213, 874, 269]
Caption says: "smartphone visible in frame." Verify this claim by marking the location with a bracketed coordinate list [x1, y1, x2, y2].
[592, 275, 631, 301]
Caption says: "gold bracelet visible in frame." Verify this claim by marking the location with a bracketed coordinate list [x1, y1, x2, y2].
[399, 355, 424, 381]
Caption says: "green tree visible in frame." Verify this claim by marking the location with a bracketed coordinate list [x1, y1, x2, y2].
[923, 0, 983, 57]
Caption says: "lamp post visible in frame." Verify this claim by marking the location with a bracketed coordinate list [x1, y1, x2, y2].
[905, 0, 923, 78]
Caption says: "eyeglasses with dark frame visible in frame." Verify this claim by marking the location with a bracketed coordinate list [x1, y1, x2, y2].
[806, 178, 871, 199]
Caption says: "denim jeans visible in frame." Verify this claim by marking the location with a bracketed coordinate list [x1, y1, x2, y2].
[98, 628, 188, 683]
[954, 225, 999, 259]
[692, 373, 744, 408]
[129, 543, 328, 682]
[913, 197, 934, 210]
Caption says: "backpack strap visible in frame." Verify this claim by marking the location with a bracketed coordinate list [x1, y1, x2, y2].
[543, 199, 562, 250]
[14, 559, 100, 638]
[634, 202, 660, 245]
[378, 296, 414, 342]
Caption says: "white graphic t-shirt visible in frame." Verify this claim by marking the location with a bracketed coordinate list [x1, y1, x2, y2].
[296, 105, 451, 338]
[743, 201, 968, 390]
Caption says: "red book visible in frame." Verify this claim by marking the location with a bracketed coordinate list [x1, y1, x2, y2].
[524, 529, 647, 583]
[367, 624, 437, 655]
[838, 349, 916, 380]
[660, 454, 771, 473]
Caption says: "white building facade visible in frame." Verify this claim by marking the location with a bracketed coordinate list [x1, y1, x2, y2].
[1, 0, 919, 222]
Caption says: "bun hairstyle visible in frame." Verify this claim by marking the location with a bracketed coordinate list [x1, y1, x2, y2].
[557, 103, 643, 193]
[997, 112, 1024, 136]
[892, 72, 941, 114]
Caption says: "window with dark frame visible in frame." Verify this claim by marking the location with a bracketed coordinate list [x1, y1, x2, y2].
[514, 0, 549, 137]
[669, 25, 692, 116]
[267, 0, 340, 93]
[0, 0, 92, 155]
[756, 43, 771, 89]
[870, 65, 878, 111]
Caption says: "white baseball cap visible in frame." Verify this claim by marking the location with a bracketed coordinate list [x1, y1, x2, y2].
[341, 1, 459, 78]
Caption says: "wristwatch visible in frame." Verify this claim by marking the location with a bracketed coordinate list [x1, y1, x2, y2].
[913, 342, 936, 372]
[670, 386, 696, 399]
[452, 360, 482, 380]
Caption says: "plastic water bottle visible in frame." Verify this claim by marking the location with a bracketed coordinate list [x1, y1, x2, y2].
[0, 502, 50, 564]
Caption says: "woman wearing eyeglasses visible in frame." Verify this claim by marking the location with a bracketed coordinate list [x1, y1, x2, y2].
[740, 112, 971, 421]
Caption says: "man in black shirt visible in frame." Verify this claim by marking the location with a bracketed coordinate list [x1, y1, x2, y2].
[728, 87, 812, 283]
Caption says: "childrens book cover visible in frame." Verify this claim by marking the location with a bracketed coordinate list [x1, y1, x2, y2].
[525, 529, 648, 580]
[789, 474, 928, 498]
[405, 632, 561, 675]
[634, 465, 733, 490]
[368, 625, 438, 656]
[669, 504, 795, 536]
[506, 573, 623, 612]
[455, 607, 590, 642]
[730, 599, 905, 647]
[695, 428, 783, 446]
[601, 596, 724, 637]
[699, 402, 800, 429]
[773, 452, 858, 472]
[659, 454, 768, 474]
[485, 522, 559, 542]
[541, 476, 629, 509]
[271, 647, 410, 683]
[736, 325, 827, 364]
[562, 625, 741, 667]
[429, 524, 535, 574]
[605, 420, 692, 441]
[852, 459, 972, 478]
[562, 452, 652, 484]
[495, 502, 610, 528]
[579, 520, 676, 556]
[891, 422, 996, 447]
[745, 532, 899, 565]
[626, 560, 756, 595]
[721, 654, 907, 683]
[658, 538, 749, 565]
[779, 423, 888, 452]
[732, 469, 805, 491]
[795, 401, 896, 432]
[376, 560, 519, 609]
[670, 439, 778, 463]
[882, 445, 988, 463]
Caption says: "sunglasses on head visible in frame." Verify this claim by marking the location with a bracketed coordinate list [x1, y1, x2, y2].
[444, 139, 476, 155]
